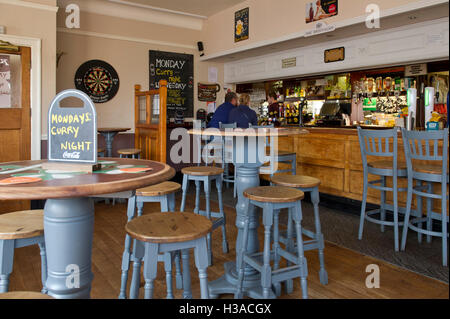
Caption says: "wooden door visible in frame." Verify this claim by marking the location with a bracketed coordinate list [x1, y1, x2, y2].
[134, 80, 167, 163]
[0, 46, 31, 213]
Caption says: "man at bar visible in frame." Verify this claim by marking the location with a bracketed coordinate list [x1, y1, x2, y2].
[267, 91, 281, 126]
[207, 91, 238, 128]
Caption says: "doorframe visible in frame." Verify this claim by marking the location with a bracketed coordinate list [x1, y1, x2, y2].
[0, 34, 41, 160]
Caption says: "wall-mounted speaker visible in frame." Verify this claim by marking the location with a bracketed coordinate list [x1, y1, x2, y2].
[197, 41, 205, 57]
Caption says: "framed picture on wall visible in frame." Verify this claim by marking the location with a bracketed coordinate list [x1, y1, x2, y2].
[235, 7, 249, 42]
[305, 0, 338, 24]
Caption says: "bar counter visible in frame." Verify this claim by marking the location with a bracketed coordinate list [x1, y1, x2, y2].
[274, 126, 448, 213]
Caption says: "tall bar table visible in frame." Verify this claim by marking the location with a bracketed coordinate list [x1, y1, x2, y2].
[0, 158, 174, 299]
[190, 127, 308, 298]
[98, 127, 130, 157]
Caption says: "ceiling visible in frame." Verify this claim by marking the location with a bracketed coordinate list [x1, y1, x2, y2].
[111, 0, 247, 17]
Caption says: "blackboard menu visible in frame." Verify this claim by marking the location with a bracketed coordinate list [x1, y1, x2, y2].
[48, 89, 97, 164]
[149, 50, 194, 118]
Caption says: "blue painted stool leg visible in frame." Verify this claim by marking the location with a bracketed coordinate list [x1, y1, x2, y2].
[160, 196, 169, 213]
[119, 196, 136, 299]
[261, 205, 273, 299]
[163, 252, 174, 299]
[203, 178, 213, 266]
[0, 239, 14, 293]
[292, 202, 308, 299]
[285, 208, 294, 294]
[393, 175, 400, 252]
[380, 176, 386, 233]
[159, 196, 175, 297]
[358, 171, 369, 240]
[216, 176, 229, 254]
[416, 180, 423, 244]
[180, 175, 188, 212]
[38, 242, 48, 294]
[234, 199, 250, 299]
[181, 249, 192, 299]
[272, 209, 281, 297]
[311, 187, 328, 285]
[169, 192, 183, 290]
[143, 243, 159, 299]
[194, 180, 201, 215]
[44, 198, 94, 299]
[426, 182, 433, 243]
[130, 239, 145, 299]
[401, 177, 414, 251]
[441, 181, 448, 267]
[194, 238, 210, 299]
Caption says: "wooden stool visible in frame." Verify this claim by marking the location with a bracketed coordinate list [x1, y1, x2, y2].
[0, 291, 53, 299]
[98, 148, 106, 157]
[270, 175, 328, 288]
[180, 166, 229, 269]
[125, 182, 183, 299]
[236, 186, 308, 299]
[118, 148, 141, 159]
[0, 210, 47, 294]
[126, 212, 212, 299]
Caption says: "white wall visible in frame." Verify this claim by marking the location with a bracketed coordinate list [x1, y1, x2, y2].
[224, 18, 449, 83]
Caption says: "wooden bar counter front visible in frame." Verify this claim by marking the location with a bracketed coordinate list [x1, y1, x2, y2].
[274, 127, 448, 213]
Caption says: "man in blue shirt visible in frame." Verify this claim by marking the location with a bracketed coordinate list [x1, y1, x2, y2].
[207, 92, 238, 128]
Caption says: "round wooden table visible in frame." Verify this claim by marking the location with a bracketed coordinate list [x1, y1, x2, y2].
[98, 128, 130, 157]
[190, 127, 308, 299]
[0, 158, 174, 299]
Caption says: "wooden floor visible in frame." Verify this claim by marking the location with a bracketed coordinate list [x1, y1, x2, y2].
[8, 197, 449, 299]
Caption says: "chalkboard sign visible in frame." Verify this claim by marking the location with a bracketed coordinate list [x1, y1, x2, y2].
[48, 89, 97, 164]
[149, 50, 194, 118]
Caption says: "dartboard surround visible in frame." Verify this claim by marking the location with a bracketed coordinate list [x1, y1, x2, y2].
[75, 60, 120, 103]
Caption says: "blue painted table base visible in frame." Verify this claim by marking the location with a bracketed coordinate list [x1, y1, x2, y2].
[208, 164, 265, 298]
[44, 198, 94, 299]
[100, 132, 119, 158]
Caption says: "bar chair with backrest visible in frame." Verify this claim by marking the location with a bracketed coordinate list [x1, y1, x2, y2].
[400, 128, 449, 266]
[357, 127, 408, 251]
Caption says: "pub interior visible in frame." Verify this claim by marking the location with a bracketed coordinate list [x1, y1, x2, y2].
[0, 0, 448, 304]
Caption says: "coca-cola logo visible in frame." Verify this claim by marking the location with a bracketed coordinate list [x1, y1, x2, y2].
[63, 151, 81, 159]
[328, 4, 336, 13]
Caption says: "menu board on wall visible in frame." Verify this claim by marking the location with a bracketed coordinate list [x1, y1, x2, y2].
[149, 50, 194, 118]
[0, 55, 11, 108]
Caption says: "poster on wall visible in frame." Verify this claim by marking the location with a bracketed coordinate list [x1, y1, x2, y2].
[305, 0, 338, 24]
[149, 50, 194, 118]
[235, 7, 249, 42]
[0, 55, 11, 108]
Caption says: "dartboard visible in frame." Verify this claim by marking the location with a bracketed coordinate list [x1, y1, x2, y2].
[74, 60, 119, 103]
